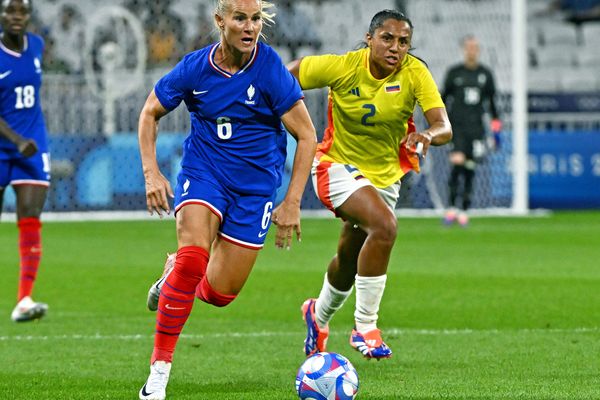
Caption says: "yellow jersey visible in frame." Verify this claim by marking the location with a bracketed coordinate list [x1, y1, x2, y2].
[299, 48, 445, 187]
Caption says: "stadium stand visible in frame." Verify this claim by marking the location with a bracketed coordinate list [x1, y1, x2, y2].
[2, 0, 598, 213]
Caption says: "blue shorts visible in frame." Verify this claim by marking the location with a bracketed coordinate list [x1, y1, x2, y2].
[0, 152, 51, 189]
[173, 168, 275, 250]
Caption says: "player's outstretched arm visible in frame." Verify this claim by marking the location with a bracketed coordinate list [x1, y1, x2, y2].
[0, 117, 38, 157]
[273, 100, 317, 250]
[138, 89, 174, 218]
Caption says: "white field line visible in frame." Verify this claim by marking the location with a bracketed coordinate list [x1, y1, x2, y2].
[1, 327, 598, 342]
[0, 208, 551, 223]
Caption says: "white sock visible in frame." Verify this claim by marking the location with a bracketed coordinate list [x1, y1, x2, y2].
[354, 274, 387, 333]
[315, 273, 353, 328]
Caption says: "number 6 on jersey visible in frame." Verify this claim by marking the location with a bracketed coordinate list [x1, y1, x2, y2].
[216, 116, 232, 140]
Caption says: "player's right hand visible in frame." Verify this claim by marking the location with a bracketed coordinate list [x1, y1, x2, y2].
[144, 169, 174, 218]
[17, 138, 38, 157]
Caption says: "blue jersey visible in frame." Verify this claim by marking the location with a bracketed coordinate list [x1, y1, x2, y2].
[0, 33, 48, 160]
[154, 42, 303, 196]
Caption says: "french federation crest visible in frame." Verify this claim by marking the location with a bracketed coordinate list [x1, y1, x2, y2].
[182, 179, 190, 197]
[34, 57, 42, 74]
[245, 84, 256, 105]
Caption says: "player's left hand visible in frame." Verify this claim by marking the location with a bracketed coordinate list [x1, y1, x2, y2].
[271, 200, 301, 250]
[405, 131, 433, 158]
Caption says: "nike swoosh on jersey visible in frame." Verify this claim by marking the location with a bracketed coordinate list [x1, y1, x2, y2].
[193, 89, 208, 95]
[0, 70, 12, 79]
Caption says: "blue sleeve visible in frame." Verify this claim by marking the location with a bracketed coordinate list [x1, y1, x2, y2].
[154, 58, 189, 111]
[265, 52, 303, 117]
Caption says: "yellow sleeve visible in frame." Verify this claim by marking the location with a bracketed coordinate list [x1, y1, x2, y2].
[413, 65, 446, 112]
[299, 54, 348, 90]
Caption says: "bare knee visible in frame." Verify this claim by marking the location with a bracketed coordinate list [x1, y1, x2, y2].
[14, 186, 47, 218]
[369, 213, 397, 246]
[450, 151, 466, 165]
[176, 225, 211, 250]
[17, 199, 44, 218]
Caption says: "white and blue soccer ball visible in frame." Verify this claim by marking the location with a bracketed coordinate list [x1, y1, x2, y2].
[295, 352, 359, 400]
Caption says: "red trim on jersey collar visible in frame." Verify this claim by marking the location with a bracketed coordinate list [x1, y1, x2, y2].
[0, 34, 28, 58]
[209, 42, 258, 78]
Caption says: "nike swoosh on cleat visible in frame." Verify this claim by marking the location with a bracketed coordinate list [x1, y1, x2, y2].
[0, 70, 12, 79]
[192, 89, 208, 95]
[140, 383, 153, 397]
[154, 276, 166, 289]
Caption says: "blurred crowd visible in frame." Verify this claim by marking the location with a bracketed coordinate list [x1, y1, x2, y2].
[26, 0, 324, 74]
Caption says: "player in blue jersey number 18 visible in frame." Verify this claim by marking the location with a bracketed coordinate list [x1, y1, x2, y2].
[0, 0, 50, 323]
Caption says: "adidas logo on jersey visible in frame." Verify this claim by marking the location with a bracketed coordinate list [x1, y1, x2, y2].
[348, 87, 360, 97]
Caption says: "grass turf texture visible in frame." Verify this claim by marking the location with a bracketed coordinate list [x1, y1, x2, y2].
[1, 212, 599, 399]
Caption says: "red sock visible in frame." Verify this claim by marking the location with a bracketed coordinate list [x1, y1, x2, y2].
[196, 276, 237, 307]
[17, 217, 42, 301]
[152, 246, 209, 364]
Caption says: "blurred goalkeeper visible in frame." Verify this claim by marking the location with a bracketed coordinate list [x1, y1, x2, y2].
[0, 0, 49, 323]
[442, 34, 502, 226]
[288, 9, 452, 360]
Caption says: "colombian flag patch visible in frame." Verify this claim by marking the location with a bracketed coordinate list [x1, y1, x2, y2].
[385, 82, 401, 93]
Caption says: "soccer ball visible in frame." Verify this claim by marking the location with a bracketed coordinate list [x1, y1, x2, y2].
[295, 352, 359, 400]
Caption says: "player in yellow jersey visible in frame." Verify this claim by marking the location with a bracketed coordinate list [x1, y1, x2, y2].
[288, 9, 452, 359]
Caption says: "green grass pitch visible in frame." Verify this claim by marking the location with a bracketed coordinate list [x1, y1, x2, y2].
[1, 212, 599, 399]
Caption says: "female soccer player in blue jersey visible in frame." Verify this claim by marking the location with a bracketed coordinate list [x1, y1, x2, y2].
[0, 0, 49, 323]
[288, 10, 452, 360]
[137, 1, 316, 398]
